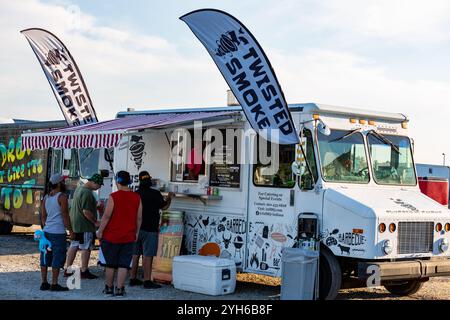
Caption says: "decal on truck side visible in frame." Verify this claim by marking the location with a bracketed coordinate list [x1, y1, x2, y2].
[0, 135, 45, 214]
[184, 214, 247, 267]
[322, 228, 367, 256]
[129, 135, 146, 171]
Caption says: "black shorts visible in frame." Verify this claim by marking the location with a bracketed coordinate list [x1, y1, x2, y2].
[100, 240, 134, 270]
[133, 230, 158, 257]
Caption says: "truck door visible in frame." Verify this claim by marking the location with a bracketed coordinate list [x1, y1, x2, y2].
[245, 136, 298, 276]
[294, 128, 323, 235]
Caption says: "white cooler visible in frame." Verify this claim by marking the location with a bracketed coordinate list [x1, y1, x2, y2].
[172, 255, 236, 296]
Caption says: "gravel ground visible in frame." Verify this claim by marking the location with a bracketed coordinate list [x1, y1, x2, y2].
[0, 226, 449, 300]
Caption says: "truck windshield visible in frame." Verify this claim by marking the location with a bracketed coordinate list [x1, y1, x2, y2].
[318, 129, 369, 183]
[368, 133, 416, 185]
[79, 148, 100, 178]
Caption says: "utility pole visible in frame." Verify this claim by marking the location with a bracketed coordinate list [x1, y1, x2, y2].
[443, 153, 446, 166]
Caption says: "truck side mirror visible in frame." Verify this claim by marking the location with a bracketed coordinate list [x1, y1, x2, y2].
[318, 121, 331, 136]
[291, 161, 305, 176]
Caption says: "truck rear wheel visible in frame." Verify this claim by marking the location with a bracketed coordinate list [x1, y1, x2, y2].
[384, 280, 424, 296]
[0, 221, 13, 235]
[319, 247, 342, 300]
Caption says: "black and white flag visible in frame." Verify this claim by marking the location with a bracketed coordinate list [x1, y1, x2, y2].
[21, 28, 98, 126]
[181, 9, 299, 144]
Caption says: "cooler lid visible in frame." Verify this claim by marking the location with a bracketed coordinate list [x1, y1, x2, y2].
[173, 255, 234, 267]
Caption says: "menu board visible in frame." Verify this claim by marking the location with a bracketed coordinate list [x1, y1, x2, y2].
[208, 145, 241, 188]
[209, 163, 240, 188]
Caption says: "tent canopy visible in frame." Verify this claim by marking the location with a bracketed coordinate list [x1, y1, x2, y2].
[22, 111, 240, 150]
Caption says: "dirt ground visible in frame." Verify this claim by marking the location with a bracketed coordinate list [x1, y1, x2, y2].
[0, 226, 449, 300]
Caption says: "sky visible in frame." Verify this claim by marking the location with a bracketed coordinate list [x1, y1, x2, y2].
[0, 0, 449, 165]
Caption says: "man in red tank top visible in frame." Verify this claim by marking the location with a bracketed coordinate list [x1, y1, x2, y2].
[96, 171, 142, 297]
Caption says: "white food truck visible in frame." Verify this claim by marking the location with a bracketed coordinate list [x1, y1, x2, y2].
[23, 102, 450, 299]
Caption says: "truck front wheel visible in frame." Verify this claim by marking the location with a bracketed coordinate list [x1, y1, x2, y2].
[319, 247, 342, 300]
[384, 280, 424, 296]
[0, 221, 13, 235]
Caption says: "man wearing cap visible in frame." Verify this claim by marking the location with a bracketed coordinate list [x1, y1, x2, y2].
[129, 171, 175, 289]
[65, 173, 103, 279]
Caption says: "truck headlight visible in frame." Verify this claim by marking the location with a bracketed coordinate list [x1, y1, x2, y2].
[382, 240, 393, 255]
[439, 238, 449, 253]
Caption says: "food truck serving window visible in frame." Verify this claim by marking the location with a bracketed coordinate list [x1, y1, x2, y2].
[318, 129, 369, 183]
[253, 137, 295, 188]
[171, 129, 206, 182]
[368, 133, 416, 185]
[170, 128, 242, 186]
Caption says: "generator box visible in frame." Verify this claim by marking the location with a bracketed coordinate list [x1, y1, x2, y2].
[172, 255, 236, 296]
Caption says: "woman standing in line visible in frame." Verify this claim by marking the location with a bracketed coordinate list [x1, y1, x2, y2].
[40, 173, 73, 292]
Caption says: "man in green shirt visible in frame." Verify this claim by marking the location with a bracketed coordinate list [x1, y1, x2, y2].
[65, 174, 103, 279]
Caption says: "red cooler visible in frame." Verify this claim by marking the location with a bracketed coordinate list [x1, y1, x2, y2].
[418, 177, 449, 206]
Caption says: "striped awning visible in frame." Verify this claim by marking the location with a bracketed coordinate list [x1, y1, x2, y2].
[22, 111, 238, 150]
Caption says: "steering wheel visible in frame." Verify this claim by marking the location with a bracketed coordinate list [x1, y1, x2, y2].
[390, 167, 399, 180]
[357, 167, 369, 177]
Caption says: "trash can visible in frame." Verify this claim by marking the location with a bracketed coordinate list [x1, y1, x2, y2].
[280, 247, 319, 300]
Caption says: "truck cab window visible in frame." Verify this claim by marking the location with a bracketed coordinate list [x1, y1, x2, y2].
[253, 137, 295, 188]
[299, 129, 318, 190]
[368, 134, 416, 185]
[51, 149, 63, 174]
[79, 148, 100, 178]
[62, 149, 80, 178]
[318, 129, 369, 183]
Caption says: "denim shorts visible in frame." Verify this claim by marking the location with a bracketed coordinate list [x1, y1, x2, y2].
[133, 230, 158, 257]
[40, 232, 67, 269]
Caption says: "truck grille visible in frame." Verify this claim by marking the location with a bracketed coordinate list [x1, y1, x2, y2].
[397, 222, 434, 254]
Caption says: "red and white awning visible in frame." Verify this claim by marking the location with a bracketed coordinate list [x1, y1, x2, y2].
[22, 111, 238, 150]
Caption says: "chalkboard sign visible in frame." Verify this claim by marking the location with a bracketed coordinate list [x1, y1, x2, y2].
[209, 163, 240, 188]
[208, 145, 240, 188]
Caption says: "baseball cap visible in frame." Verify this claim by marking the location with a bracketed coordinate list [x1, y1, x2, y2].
[138, 171, 152, 182]
[49, 173, 65, 185]
[88, 173, 104, 186]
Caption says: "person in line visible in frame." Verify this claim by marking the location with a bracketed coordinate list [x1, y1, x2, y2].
[96, 171, 142, 297]
[40, 174, 73, 292]
[129, 171, 175, 289]
[65, 173, 103, 279]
